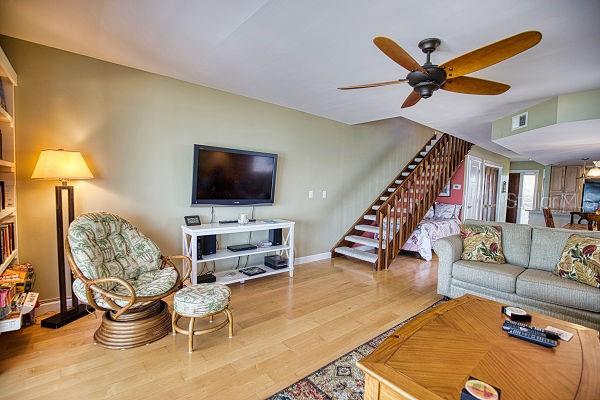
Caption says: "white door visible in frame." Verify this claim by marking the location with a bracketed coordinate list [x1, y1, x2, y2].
[517, 171, 539, 224]
[463, 156, 483, 220]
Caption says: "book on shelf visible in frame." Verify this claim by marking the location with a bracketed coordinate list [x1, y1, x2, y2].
[0, 79, 6, 113]
[0, 221, 15, 263]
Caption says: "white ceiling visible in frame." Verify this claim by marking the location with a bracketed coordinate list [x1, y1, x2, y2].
[1, 0, 599, 159]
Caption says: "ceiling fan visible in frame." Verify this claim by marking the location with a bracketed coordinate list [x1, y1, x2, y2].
[339, 31, 542, 108]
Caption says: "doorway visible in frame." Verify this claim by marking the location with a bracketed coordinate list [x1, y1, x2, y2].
[507, 170, 539, 224]
[463, 156, 504, 221]
[506, 173, 520, 223]
[482, 165, 500, 221]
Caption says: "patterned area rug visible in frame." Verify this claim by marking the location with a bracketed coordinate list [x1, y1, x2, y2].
[268, 299, 446, 400]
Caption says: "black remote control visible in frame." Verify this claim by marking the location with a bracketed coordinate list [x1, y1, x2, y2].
[508, 328, 558, 348]
[502, 320, 561, 340]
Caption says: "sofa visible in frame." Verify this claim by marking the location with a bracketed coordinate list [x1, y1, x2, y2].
[433, 220, 600, 330]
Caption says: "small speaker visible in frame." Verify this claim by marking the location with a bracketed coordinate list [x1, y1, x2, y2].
[197, 235, 217, 259]
[268, 228, 282, 246]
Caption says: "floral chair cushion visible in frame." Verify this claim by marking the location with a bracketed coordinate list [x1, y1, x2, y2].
[69, 212, 178, 308]
[554, 234, 600, 288]
[460, 224, 506, 264]
[69, 212, 161, 288]
[72, 267, 178, 308]
[174, 284, 231, 316]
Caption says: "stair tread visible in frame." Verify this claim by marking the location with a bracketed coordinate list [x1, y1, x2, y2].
[334, 247, 378, 263]
[355, 224, 379, 233]
[345, 235, 385, 249]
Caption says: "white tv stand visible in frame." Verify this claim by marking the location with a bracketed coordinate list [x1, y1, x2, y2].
[181, 219, 295, 285]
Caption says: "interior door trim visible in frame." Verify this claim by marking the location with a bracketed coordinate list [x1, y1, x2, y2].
[482, 160, 503, 221]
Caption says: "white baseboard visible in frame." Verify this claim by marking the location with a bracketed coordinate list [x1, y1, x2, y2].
[294, 252, 331, 265]
[37, 252, 332, 305]
[37, 297, 73, 315]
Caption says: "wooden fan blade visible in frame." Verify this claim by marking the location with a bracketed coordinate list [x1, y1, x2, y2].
[442, 76, 510, 95]
[440, 31, 542, 78]
[373, 36, 427, 74]
[338, 79, 408, 90]
[401, 90, 421, 108]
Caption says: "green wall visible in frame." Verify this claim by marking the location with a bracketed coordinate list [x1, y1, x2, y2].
[491, 88, 600, 140]
[1, 36, 437, 301]
[491, 98, 557, 140]
[557, 88, 600, 123]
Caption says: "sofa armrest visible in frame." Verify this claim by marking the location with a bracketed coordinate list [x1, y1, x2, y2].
[432, 234, 463, 297]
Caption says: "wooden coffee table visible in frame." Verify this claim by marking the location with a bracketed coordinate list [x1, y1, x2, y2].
[358, 295, 600, 400]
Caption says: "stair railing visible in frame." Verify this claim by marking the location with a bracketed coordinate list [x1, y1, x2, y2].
[375, 133, 472, 270]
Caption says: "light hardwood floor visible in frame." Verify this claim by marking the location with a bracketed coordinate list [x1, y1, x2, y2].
[0, 255, 440, 400]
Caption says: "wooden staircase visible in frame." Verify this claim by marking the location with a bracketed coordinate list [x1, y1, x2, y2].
[332, 132, 473, 270]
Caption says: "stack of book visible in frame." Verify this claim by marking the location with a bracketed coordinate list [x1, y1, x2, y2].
[0, 263, 34, 293]
[0, 284, 15, 319]
[0, 263, 37, 331]
[0, 222, 15, 263]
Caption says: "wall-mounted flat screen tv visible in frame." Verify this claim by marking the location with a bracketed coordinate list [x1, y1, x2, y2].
[191, 145, 278, 206]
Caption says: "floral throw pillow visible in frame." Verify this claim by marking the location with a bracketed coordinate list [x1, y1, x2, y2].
[460, 224, 506, 264]
[554, 235, 600, 288]
[435, 202, 457, 219]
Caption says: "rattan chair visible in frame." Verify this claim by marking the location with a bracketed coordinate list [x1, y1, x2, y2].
[66, 212, 191, 349]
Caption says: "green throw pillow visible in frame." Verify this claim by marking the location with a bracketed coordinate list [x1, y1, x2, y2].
[460, 224, 506, 264]
[554, 234, 600, 288]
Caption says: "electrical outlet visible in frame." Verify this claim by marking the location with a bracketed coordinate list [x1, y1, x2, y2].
[308, 190, 314, 199]
[322, 190, 327, 199]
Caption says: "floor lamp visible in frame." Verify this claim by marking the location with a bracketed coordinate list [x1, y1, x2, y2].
[31, 149, 94, 328]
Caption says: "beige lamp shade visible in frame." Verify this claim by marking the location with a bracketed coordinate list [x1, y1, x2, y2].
[588, 161, 600, 178]
[31, 149, 93, 181]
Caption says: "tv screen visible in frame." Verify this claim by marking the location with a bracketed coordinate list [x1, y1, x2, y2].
[191, 145, 277, 205]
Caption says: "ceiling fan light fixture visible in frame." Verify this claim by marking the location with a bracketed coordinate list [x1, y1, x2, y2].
[414, 82, 438, 98]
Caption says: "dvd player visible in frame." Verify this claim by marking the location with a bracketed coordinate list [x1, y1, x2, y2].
[227, 243, 257, 252]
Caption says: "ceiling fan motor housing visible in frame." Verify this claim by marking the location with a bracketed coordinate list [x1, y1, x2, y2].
[407, 66, 446, 98]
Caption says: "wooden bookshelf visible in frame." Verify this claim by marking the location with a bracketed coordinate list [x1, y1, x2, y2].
[0, 249, 17, 276]
[0, 45, 19, 280]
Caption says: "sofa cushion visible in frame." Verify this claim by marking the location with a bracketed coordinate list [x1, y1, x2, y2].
[460, 224, 506, 264]
[516, 269, 600, 313]
[529, 227, 600, 272]
[452, 260, 525, 293]
[554, 234, 600, 288]
[464, 220, 531, 267]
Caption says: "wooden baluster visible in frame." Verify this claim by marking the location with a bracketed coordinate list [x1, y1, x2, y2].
[400, 188, 406, 246]
[377, 211, 384, 270]
[393, 193, 399, 256]
[385, 202, 392, 268]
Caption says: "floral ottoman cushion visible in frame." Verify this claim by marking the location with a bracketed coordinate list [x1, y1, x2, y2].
[174, 284, 231, 316]
[460, 224, 506, 264]
[554, 234, 600, 288]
